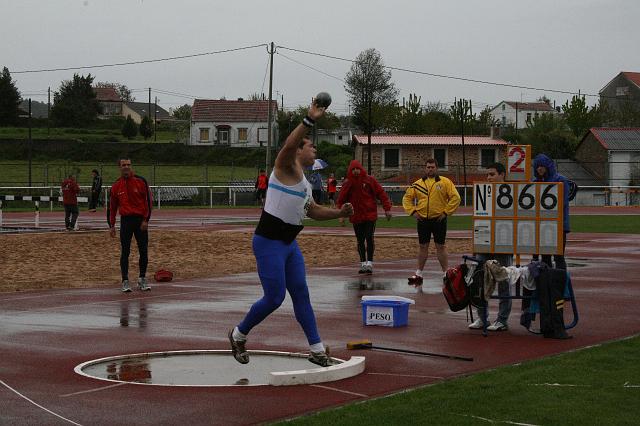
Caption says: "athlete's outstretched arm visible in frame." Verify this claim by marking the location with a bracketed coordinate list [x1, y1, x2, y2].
[307, 200, 353, 221]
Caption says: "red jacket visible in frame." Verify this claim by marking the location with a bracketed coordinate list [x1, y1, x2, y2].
[61, 178, 80, 205]
[108, 174, 152, 227]
[337, 160, 392, 223]
[255, 174, 268, 190]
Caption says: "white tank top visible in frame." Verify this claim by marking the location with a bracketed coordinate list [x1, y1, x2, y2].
[264, 171, 312, 226]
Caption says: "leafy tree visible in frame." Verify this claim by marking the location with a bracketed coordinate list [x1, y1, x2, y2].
[247, 92, 263, 101]
[562, 95, 601, 138]
[521, 113, 577, 158]
[276, 107, 341, 146]
[139, 115, 153, 140]
[344, 48, 399, 172]
[95, 81, 135, 101]
[51, 74, 101, 127]
[422, 102, 455, 134]
[171, 104, 192, 120]
[397, 93, 426, 134]
[0, 67, 22, 126]
[122, 115, 137, 139]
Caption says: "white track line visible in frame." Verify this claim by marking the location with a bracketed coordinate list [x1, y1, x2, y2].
[367, 372, 444, 379]
[454, 413, 539, 425]
[59, 382, 127, 397]
[309, 384, 368, 398]
[0, 379, 83, 426]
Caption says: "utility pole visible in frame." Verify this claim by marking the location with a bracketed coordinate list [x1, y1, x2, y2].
[266, 42, 274, 174]
[148, 88, 152, 120]
[47, 87, 51, 140]
[367, 94, 372, 175]
[458, 98, 469, 207]
[515, 101, 518, 135]
[154, 96, 158, 142]
[28, 98, 33, 187]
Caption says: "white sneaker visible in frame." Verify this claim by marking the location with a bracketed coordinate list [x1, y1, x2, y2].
[468, 318, 485, 329]
[487, 321, 508, 331]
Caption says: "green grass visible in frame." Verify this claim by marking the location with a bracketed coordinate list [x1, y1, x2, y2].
[0, 161, 257, 186]
[279, 336, 640, 425]
[305, 215, 640, 234]
[0, 126, 178, 143]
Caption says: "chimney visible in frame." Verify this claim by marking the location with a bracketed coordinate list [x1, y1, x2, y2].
[237, 97, 244, 101]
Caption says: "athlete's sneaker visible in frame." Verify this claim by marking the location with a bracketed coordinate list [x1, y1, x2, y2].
[121, 280, 132, 293]
[358, 265, 368, 274]
[407, 275, 423, 286]
[137, 277, 151, 291]
[468, 318, 486, 329]
[308, 347, 335, 367]
[365, 263, 373, 274]
[228, 329, 250, 364]
[487, 321, 508, 331]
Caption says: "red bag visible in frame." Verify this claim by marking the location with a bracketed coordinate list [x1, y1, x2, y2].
[442, 264, 470, 312]
[154, 269, 174, 282]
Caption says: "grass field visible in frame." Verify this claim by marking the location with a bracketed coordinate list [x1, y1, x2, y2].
[0, 126, 179, 143]
[307, 215, 640, 234]
[0, 161, 257, 186]
[281, 336, 640, 425]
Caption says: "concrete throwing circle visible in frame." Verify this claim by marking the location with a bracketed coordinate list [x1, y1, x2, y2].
[75, 350, 365, 387]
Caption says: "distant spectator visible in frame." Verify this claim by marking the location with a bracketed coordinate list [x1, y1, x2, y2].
[326, 173, 338, 208]
[88, 169, 102, 212]
[254, 169, 269, 207]
[61, 174, 80, 231]
[309, 171, 323, 204]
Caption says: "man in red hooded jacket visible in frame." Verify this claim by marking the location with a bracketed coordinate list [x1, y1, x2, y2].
[337, 160, 392, 274]
[108, 158, 153, 293]
[61, 174, 80, 231]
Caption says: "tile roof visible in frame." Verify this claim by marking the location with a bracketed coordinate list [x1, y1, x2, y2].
[353, 135, 508, 146]
[94, 87, 121, 102]
[504, 101, 555, 111]
[192, 99, 277, 122]
[621, 72, 640, 88]
[588, 127, 640, 150]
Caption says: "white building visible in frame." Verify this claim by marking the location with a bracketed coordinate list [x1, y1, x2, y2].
[189, 99, 278, 147]
[490, 101, 558, 129]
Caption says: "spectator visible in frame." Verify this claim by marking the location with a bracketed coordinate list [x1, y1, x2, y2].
[61, 174, 80, 231]
[308, 171, 323, 204]
[326, 173, 338, 208]
[254, 169, 268, 207]
[88, 169, 102, 212]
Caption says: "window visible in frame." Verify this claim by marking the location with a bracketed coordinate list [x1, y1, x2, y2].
[501, 116, 506, 125]
[526, 112, 532, 122]
[616, 86, 629, 96]
[199, 128, 210, 142]
[481, 148, 496, 167]
[501, 104, 505, 111]
[433, 148, 447, 170]
[217, 129, 229, 145]
[383, 148, 400, 169]
[238, 128, 248, 142]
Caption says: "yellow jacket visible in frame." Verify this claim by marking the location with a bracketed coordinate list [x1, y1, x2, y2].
[402, 176, 461, 219]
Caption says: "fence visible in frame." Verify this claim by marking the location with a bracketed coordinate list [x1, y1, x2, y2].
[1, 184, 639, 210]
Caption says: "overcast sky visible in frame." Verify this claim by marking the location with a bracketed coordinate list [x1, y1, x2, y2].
[2, 0, 639, 115]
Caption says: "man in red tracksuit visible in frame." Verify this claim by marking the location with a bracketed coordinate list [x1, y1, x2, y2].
[337, 160, 392, 274]
[108, 158, 153, 293]
[61, 174, 80, 231]
[254, 169, 268, 207]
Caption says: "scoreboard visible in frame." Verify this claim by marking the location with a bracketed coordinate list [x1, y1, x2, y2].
[507, 145, 532, 181]
[473, 182, 563, 255]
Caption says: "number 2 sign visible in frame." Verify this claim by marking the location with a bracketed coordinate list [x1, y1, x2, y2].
[507, 145, 531, 181]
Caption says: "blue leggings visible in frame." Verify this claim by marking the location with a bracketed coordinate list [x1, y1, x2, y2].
[237, 235, 321, 345]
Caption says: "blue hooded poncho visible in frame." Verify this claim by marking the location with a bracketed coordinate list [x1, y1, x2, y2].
[533, 154, 577, 232]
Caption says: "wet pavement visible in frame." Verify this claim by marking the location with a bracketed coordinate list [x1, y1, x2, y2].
[0, 231, 639, 425]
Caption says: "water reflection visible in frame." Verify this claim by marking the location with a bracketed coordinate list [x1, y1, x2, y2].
[106, 359, 152, 383]
[120, 300, 148, 329]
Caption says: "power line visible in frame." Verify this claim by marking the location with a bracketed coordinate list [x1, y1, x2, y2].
[276, 51, 345, 82]
[12, 44, 268, 74]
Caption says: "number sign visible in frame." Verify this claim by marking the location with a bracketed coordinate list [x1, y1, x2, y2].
[507, 145, 531, 181]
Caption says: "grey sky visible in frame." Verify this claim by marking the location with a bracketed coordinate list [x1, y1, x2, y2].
[2, 0, 639, 116]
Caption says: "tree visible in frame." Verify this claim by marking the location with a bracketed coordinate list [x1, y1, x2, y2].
[521, 113, 576, 158]
[562, 95, 601, 138]
[51, 74, 101, 127]
[276, 107, 341, 147]
[139, 115, 153, 140]
[344, 48, 399, 172]
[0, 67, 22, 126]
[95, 81, 135, 101]
[171, 104, 192, 120]
[122, 115, 137, 139]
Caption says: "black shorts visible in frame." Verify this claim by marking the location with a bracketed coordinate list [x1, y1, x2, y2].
[255, 188, 267, 199]
[328, 192, 335, 200]
[417, 217, 447, 245]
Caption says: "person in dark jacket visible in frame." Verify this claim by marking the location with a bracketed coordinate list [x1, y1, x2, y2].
[108, 158, 153, 293]
[88, 169, 102, 212]
[61, 175, 80, 231]
[532, 153, 578, 270]
[337, 160, 392, 274]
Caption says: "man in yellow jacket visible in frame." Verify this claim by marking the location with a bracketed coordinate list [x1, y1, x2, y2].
[402, 158, 461, 286]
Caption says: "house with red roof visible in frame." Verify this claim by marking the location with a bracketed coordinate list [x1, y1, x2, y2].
[352, 133, 508, 184]
[599, 71, 640, 112]
[189, 99, 278, 147]
[489, 101, 558, 129]
[94, 87, 123, 118]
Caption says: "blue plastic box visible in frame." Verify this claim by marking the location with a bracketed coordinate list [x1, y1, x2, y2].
[361, 299, 410, 327]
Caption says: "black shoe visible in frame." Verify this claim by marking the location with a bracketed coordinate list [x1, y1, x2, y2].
[228, 329, 249, 364]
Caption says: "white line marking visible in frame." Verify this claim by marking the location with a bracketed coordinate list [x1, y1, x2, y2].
[454, 413, 540, 425]
[367, 372, 444, 379]
[59, 382, 127, 397]
[530, 383, 591, 387]
[309, 384, 368, 398]
[0, 379, 83, 425]
[623, 382, 640, 388]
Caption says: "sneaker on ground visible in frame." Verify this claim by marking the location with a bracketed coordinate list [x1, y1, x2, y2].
[365, 264, 373, 274]
[137, 277, 151, 291]
[308, 348, 334, 367]
[487, 321, 508, 331]
[121, 280, 132, 293]
[228, 329, 250, 364]
[468, 318, 485, 329]
[358, 265, 368, 274]
[407, 275, 423, 286]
